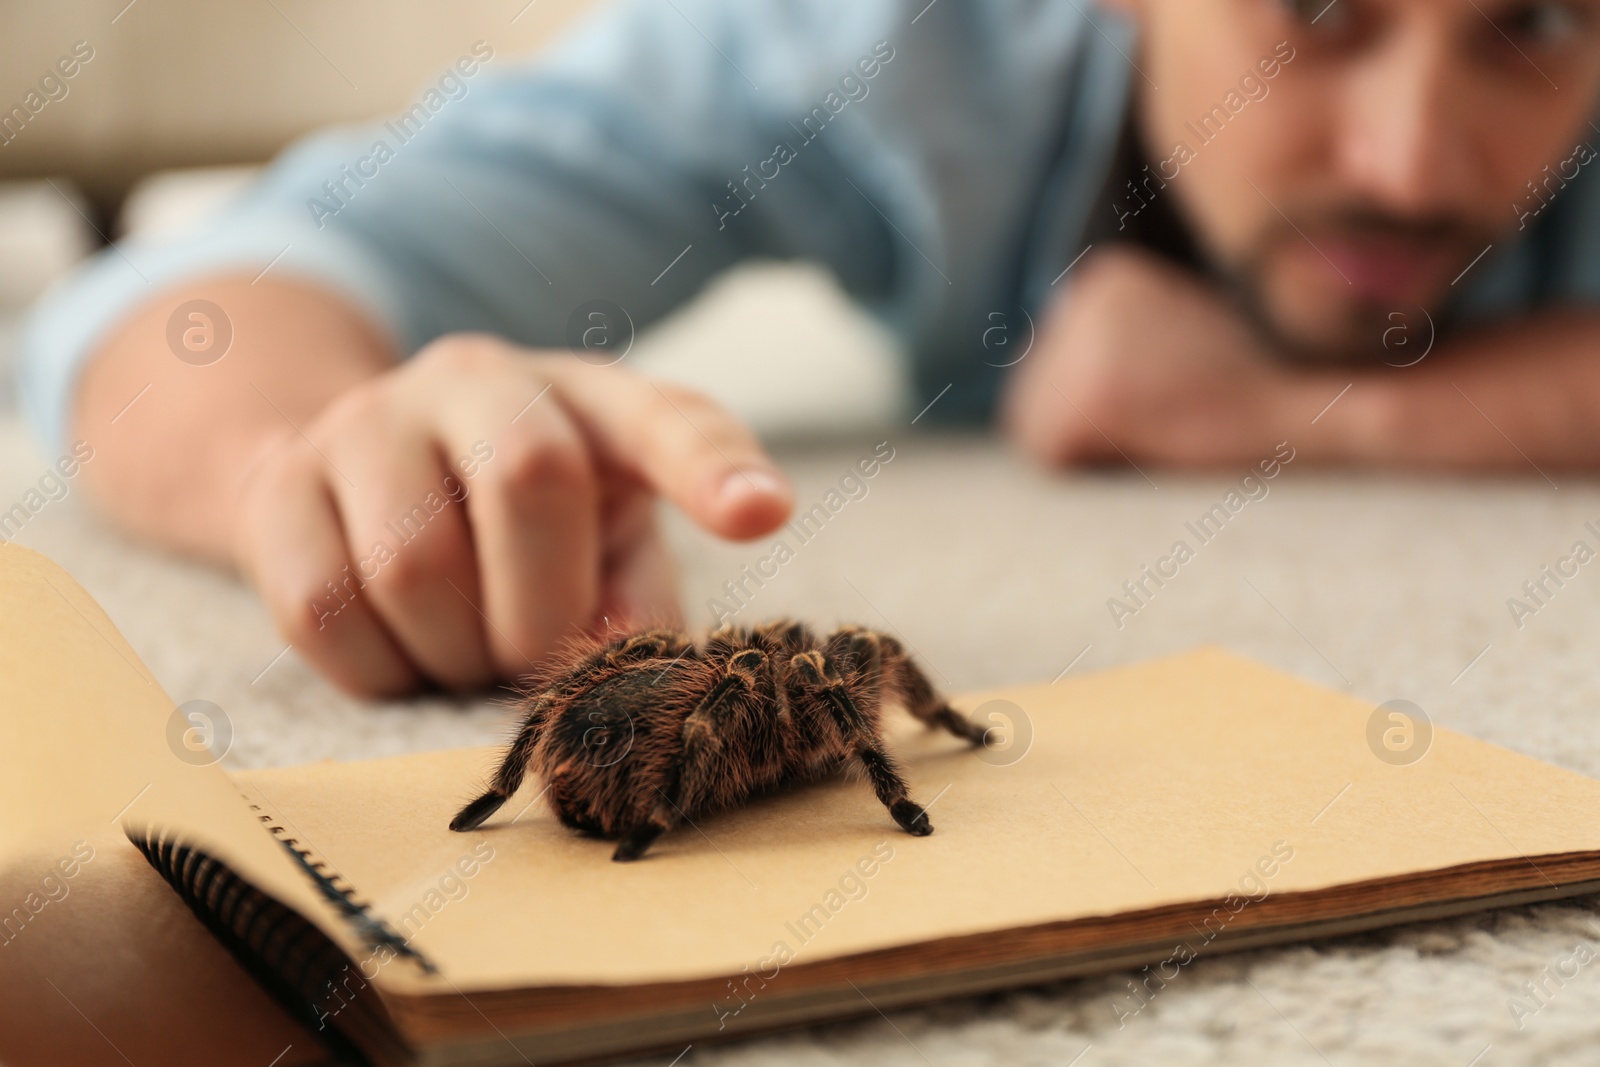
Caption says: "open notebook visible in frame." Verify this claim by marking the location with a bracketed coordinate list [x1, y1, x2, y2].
[5, 542, 1600, 1066]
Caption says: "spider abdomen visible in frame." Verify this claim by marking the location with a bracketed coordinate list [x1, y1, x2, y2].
[536, 656, 797, 837]
[538, 666, 700, 836]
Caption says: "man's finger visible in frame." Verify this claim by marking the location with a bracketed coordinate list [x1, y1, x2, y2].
[594, 486, 685, 633]
[545, 361, 792, 540]
[321, 422, 498, 692]
[433, 395, 602, 677]
[235, 453, 421, 698]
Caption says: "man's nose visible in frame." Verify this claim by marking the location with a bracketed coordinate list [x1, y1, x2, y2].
[1332, 24, 1478, 216]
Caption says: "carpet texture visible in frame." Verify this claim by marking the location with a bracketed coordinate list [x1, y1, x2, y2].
[6, 404, 1600, 1066]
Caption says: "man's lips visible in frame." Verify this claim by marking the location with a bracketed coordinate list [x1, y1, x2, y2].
[1300, 234, 1463, 304]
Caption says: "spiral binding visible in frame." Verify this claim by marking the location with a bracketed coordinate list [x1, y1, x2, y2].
[247, 805, 436, 974]
[132, 827, 377, 1066]
[131, 804, 437, 1065]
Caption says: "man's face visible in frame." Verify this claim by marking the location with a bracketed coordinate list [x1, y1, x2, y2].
[1122, 0, 1600, 358]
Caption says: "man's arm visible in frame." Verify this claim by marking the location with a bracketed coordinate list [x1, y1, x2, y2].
[1003, 247, 1600, 472]
[1322, 311, 1600, 471]
[74, 275, 397, 563]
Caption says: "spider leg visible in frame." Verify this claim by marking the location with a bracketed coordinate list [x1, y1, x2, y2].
[613, 629, 697, 663]
[789, 649, 933, 837]
[450, 692, 555, 831]
[613, 647, 768, 862]
[753, 617, 812, 652]
[451, 631, 694, 833]
[878, 634, 986, 745]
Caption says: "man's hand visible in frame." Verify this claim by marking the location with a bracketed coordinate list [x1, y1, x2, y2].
[231, 334, 792, 697]
[73, 276, 792, 700]
[1000, 245, 1600, 475]
[1001, 246, 1312, 468]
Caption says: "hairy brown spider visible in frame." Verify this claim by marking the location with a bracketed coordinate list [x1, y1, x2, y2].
[450, 619, 987, 861]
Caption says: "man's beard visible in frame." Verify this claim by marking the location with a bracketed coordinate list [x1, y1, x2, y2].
[1210, 204, 1501, 364]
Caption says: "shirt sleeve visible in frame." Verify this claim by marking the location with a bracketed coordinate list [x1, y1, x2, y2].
[18, 0, 920, 454]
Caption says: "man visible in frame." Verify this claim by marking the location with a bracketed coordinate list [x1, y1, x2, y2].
[22, 0, 1600, 696]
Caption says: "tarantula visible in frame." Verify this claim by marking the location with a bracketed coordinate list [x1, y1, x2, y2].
[449, 619, 988, 861]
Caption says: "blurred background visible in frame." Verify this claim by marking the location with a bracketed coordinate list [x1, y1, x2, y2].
[0, 0, 908, 432]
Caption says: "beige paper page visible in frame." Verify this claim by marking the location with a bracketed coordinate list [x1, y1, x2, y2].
[0, 544, 372, 965]
[241, 646, 1600, 995]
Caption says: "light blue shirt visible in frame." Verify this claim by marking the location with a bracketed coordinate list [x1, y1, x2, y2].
[21, 0, 1600, 453]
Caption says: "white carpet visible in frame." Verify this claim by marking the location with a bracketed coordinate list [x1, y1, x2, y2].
[7, 392, 1600, 1064]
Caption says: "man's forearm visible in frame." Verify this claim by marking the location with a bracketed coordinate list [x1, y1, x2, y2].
[72, 275, 398, 563]
[1302, 310, 1600, 472]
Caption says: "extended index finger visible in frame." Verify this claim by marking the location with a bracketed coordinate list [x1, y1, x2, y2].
[544, 361, 793, 540]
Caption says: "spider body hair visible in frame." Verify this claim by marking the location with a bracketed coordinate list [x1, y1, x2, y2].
[449, 619, 987, 861]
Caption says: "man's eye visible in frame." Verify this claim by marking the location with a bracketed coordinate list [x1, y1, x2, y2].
[1279, 0, 1352, 29]
[1499, 1, 1588, 46]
